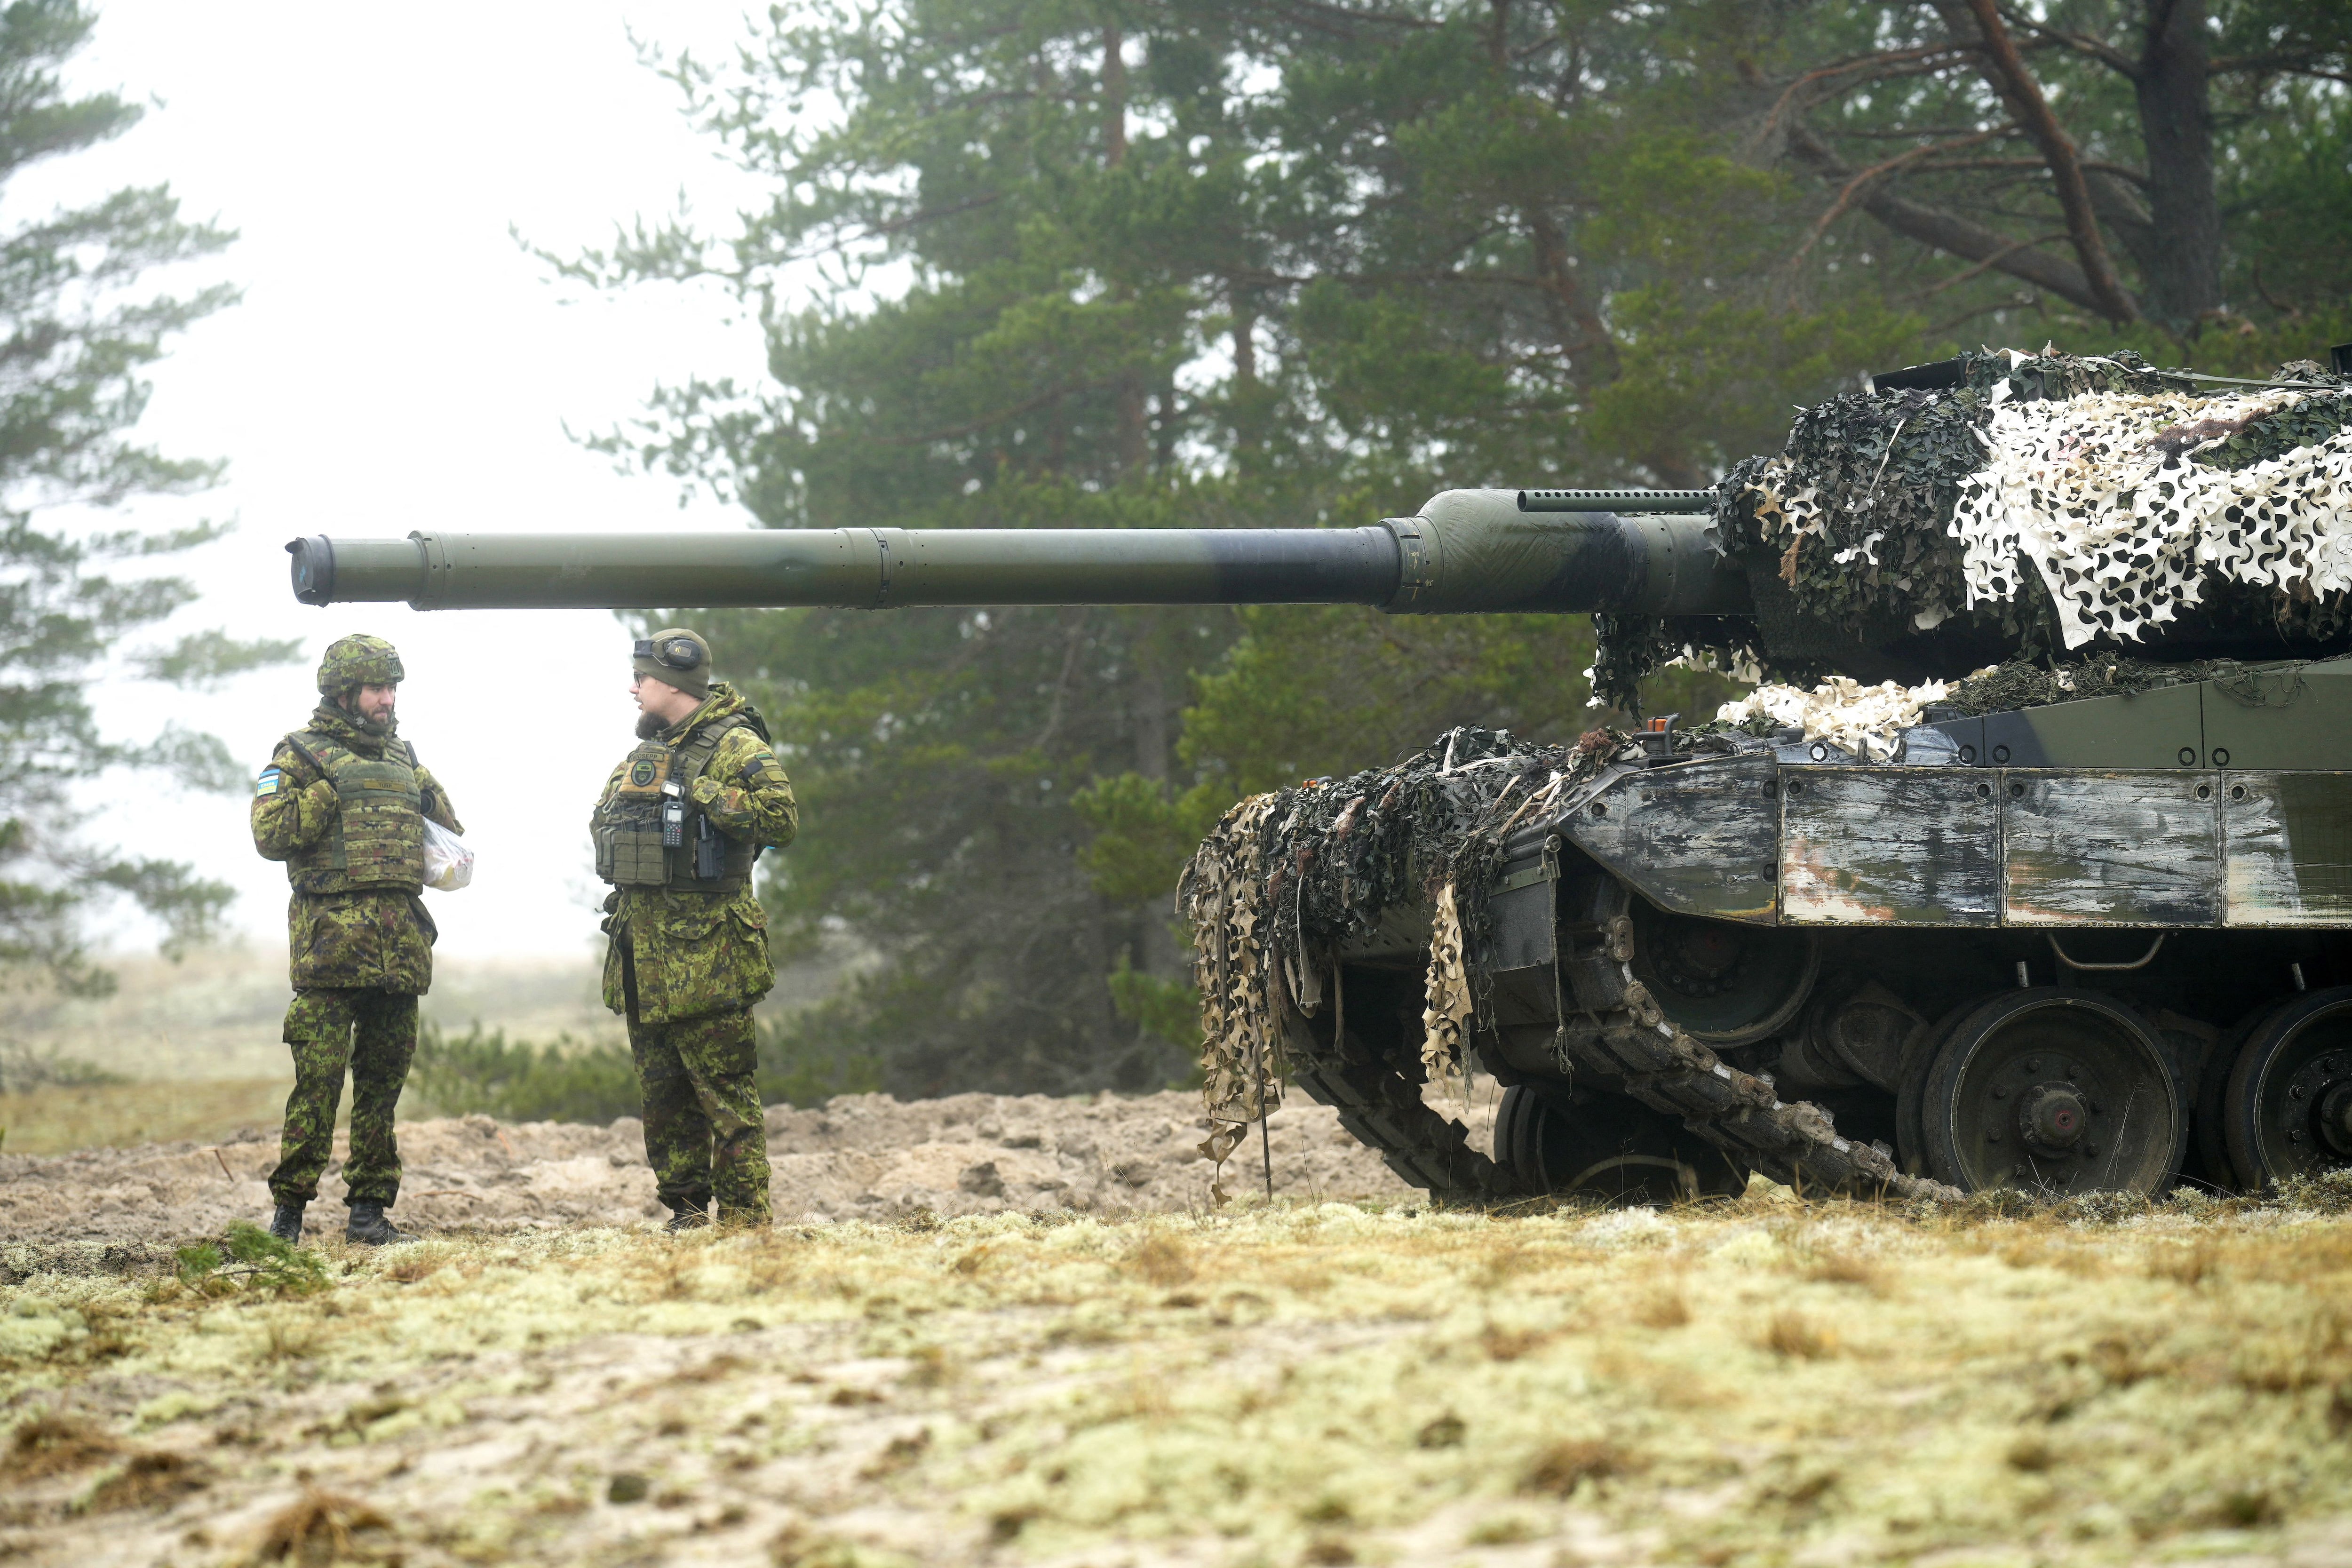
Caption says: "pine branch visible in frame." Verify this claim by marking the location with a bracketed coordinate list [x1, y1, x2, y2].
[1959, 0, 2138, 322]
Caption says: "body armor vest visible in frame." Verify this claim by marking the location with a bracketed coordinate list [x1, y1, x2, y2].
[282, 731, 427, 895]
[593, 710, 762, 892]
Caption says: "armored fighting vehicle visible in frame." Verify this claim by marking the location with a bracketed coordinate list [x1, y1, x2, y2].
[285, 348, 2352, 1205]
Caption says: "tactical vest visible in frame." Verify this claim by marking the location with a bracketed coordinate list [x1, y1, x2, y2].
[282, 731, 427, 895]
[592, 710, 762, 893]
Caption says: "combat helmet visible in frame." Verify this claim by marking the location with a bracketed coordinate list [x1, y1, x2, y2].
[316, 634, 404, 696]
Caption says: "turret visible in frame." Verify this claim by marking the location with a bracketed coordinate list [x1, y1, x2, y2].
[284, 488, 1750, 619]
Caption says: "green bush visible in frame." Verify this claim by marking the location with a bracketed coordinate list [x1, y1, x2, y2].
[409, 1017, 883, 1125]
[756, 1011, 883, 1109]
[175, 1221, 329, 1297]
[0, 1041, 127, 1094]
[410, 1025, 640, 1125]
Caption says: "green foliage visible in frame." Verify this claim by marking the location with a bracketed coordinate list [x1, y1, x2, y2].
[174, 1221, 329, 1297]
[0, 2, 292, 993]
[410, 1019, 884, 1121]
[0, 1041, 123, 1094]
[754, 1010, 886, 1108]
[1106, 948, 1204, 1064]
[410, 1026, 641, 1126]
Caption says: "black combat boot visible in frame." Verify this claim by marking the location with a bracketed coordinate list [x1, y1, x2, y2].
[267, 1202, 305, 1244]
[345, 1201, 419, 1246]
[663, 1196, 712, 1233]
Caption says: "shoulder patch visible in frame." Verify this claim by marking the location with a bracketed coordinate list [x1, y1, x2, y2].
[254, 766, 284, 797]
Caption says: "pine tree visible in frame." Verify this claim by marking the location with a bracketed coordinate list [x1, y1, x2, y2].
[0, 0, 293, 995]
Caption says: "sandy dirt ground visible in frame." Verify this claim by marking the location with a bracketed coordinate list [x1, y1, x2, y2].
[9, 1098, 2351, 1568]
[0, 1091, 1469, 1247]
[4, 1190, 2351, 1568]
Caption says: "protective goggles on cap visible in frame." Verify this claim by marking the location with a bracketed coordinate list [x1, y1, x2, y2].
[634, 636, 705, 672]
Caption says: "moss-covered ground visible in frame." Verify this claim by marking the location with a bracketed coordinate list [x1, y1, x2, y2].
[5, 1187, 2350, 1567]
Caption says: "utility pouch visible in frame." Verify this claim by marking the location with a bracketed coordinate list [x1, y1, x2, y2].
[694, 813, 725, 881]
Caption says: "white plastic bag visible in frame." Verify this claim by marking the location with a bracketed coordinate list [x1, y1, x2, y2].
[422, 820, 475, 891]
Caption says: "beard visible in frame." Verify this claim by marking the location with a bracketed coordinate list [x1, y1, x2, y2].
[635, 709, 668, 740]
[337, 694, 394, 734]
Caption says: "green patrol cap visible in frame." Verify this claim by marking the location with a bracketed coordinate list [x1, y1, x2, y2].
[633, 627, 712, 698]
[316, 634, 404, 695]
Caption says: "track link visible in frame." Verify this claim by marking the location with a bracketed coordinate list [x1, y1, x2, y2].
[1284, 981, 1957, 1206]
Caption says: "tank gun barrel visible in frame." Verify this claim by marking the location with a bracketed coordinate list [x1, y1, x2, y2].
[286, 489, 1749, 618]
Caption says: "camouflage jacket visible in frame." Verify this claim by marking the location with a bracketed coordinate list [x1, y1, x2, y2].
[251, 704, 463, 994]
[594, 683, 799, 1023]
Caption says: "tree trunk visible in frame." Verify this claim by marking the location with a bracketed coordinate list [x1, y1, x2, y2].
[2131, 0, 2224, 330]
[1102, 24, 1128, 168]
[1231, 293, 1263, 465]
[1128, 627, 1179, 980]
[1957, 0, 2138, 322]
[1105, 25, 1147, 472]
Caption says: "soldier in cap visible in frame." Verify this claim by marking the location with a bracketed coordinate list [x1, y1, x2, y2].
[250, 635, 462, 1246]
[591, 627, 798, 1229]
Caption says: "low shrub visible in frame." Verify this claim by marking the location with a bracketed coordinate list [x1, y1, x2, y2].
[0, 1041, 126, 1094]
[411, 1018, 882, 1125]
[410, 1026, 639, 1125]
[755, 1013, 883, 1109]
[175, 1222, 330, 1297]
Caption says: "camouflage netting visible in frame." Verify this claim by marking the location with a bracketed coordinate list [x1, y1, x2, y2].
[1179, 725, 1958, 1205]
[1710, 651, 2312, 755]
[1180, 726, 1634, 1170]
[1715, 674, 1975, 757]
[1591, 350, 2352, 708]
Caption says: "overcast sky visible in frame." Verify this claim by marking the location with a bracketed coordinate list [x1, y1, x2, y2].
[33, 3, 790, 961]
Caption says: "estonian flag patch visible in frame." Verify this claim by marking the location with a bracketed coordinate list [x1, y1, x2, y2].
[254, 766, 285, 797]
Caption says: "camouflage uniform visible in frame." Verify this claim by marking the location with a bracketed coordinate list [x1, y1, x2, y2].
[252, 648, 461, 1212]
[592, 677, 798, 1224]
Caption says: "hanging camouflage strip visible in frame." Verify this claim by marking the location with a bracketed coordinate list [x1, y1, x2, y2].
[1179, 726, 1639, 1194]
[1420, 884, 1473, 1099]
[1186, 793, 1284, 1178]
[1591, 350, 2352, 708]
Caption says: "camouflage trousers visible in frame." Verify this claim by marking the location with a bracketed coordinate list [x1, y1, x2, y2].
[268, 987, 416, 1208]
[628, 1007, 771, 1224]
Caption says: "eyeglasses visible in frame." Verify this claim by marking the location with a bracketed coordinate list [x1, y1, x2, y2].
[634, 637, 704, 672]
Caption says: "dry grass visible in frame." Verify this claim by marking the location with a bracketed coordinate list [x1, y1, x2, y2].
[0, 1077, 286, 1155]
[1126, 1230, 1196, 1285]
[3, 1191, 2352, 1565]
[1632, 1285, 1691, 1327]
[2, 1411, 120, 1479]
[1521, 1436, 1638, 1496]
[82, 1449, 207, 1512]
[1759, 1307, 1838, 1360]
[1802, 1249, 1887, 1291]
[254, 1485, 395, 1563]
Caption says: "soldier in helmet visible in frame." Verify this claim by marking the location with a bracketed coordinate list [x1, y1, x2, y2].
[591, 627, 798, 1229]
[250, 635, 462, 1246]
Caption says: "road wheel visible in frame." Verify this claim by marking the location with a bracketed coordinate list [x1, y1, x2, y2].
[1628, 900, 1819, 1046]
[2220, 986, 2352, 1192]
[1916, 988, 2184, 1196]
[2190, 1006, 2265, 1193]
[1495, 1083, 1749, 1206]
[1895, 1003, 1974, 1178]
